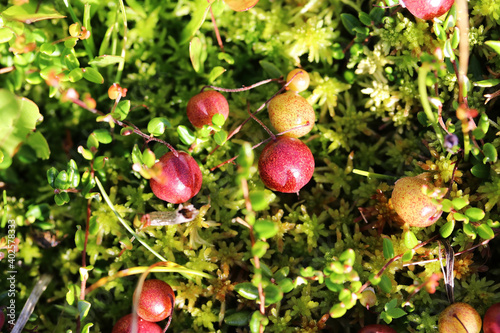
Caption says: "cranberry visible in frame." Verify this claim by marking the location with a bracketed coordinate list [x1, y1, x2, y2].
[484, 303, 500, 333]
[150, 151, 203, 204]
[112, 313, 162, 333]
[438, 302, 482, 333]
[286, 69, 310, 93]
[258, 137, 314, 193]
[400, 0, 455, 20]
[135, 279, 175, 322]
[267, 92, 315, 138]
[186, 90, 229, 128]
[358, 324, 397, 333]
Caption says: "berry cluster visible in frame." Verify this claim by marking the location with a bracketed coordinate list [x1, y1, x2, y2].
[149, 69, 316, 203]
[112, 279, 175, 332]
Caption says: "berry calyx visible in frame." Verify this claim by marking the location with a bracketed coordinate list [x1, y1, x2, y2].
[484, 303, 500, 333]
[438, 302, 482, 333]
[286, 69, 310, 93]
[258, 137, 314, 193]
[112, 313, 162, 333]
[357, 324, 397, 333]
[149, 151, 203, 204]
[391, 175, 442, 227]
[186, 90, 229, 128]
[135, 279, 175, 323]
[268, 92, 315, 138]
[399, 0, 455, 20]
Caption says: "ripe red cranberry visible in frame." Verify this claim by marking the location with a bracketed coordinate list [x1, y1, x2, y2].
[150, 151, 202, 204]
[438, 302, 482, 333]
[186, 90, 229, 128]
[484, 303, 500, 333]
[258, 137, 314, 193]
[268, 92, 315, 138]
[358, 324, 397, 333]
[135, 279, 175, 322]
[391, 175, 442, 227]
[400, 0, 455, 20]
[112, 313, 162, 333]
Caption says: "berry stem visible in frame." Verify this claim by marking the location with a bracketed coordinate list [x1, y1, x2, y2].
[246, 101, 276, 141]
[201, 77, 280, 93]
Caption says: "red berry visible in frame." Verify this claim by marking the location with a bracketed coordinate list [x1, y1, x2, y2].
[135, 279, 175, 323]
[268, 92, 315, 138]
[258, 137, 314, 193]
[400, 0, 455, 20]
[150, 151, 202, 204]
[391, 175, 442, 227]
[358, 324, 397, 333]
[186, 90, 229, 128]
[112, 313, 162, 333]
[484, 303, 500, 333]
[286, 69, 310, 93]
[438, 303, 482, 333]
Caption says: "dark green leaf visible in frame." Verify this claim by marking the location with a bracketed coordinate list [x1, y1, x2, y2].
[259, 60, 282, 78]
[483, 143, 498, 163]
[379, 274, 392, 293]
[78, 300, 91, 320]
[359, 12, 372, 26]
[341, 13, 362, 35]
[75, 228, 85, 251]
[369, 6, 385, 24]
[386, 307, 406, 319]
[277, 278, 294, 293]
[471, 163, 490, 179]
[224, 311, 252, 326]
[54, 192, 70, 206]
[382, 237, 395, 259]
[115, 100, 131, 121]
[253, 220, 278, 239]
[54, 171, 70, 190]
[264, 284, 283, 305]
[47, 167, 58, 188]
[234, 282, 259, 300]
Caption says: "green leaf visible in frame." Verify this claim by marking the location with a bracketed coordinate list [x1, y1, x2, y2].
[463, 222, 476, 239]
[237, 142, 254, 168]
[47, 167, 58, 188]
[218, 52, 234, 64]
[403, 231, 419, 249]
[208, 66, 226, 83]
[0, 91, 42, 162]
[89, 216, 99, 235]
[2, 2, 66, 23]
[88, 55, 124, 67]
[115, 100, 131, 120]
[483, 143, 498, 163]
[212, 113, 226, 127]
[87, 133, 99, 149]
[277, 278, 294, 293]
[465, 207, 485, 222]
[339, 249, 356, 265]
[75, 228, 85, 251]
[54, 192, 70, 206]
[451, 27, 460, 48]
[64, 37, 78, 49]
[93, 129, 112, 144]
[359, 12, 372, 26]
[78, 300, 91, 320]
[69, 68, 84, 82]
[78, 146, 94, 160]
[441, 199, 453, 212]
[402, 250, 414, 262]
[444, 39, 455, 60]
[54, 171, 70, 190]
[189, 37, 204, 72]
[386, 307, 407, 319]
[369, 273, 381, 285]
[249, 311, 268, 333]
[434, 22, 446, 41]
[67, 160, 80, 188]
[341, 13, 362, 35]
[369, 6, 385, 24]
[214, 130, 228, 145]
[0, 27, 14, 43]
[249, 191, 268, 211]
[329, 303, 347, 318]
[177, 125, 196, 145]
[147, 117, 172, 136]
[180, 0, 211, 44]
[440, 220, 455, 238]
[382, 237, 395, 259]
[253, 220, 278, 239]
[81, 323, 94, 333]
[485, 40, 500, 54]
[83, 67, 104, 84]
[476, 224, 494, 240]
[259, 60, 282, 78]
[471, 163, 490, 179]
[66, 285, 77, 305]
[25, 131, 50, 159]
[234, 282, 259, 300]
[264, 284, 283, 306]
[251, 240, 269, 258]
[379, 274, 392, 293]
[224, 311, 252, 326]
[474, 78, 500, 87]
[93, 156, 107, 171]
[142, 149, 156, 168]
[451, 197, 469, 210]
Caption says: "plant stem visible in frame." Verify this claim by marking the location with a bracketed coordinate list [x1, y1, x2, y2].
[418, 64, 445, 150]
[352, 169, 397, 180]
[95, 177, 170, 262]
